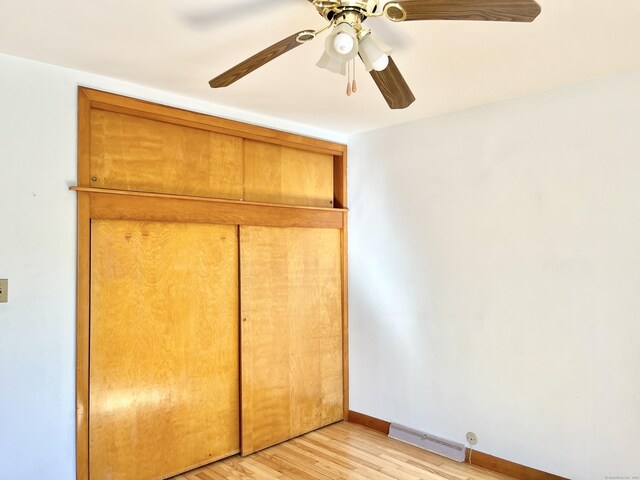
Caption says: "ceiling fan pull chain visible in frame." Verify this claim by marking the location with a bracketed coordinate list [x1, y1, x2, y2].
[352, 60, 358, 94]
[347, 60, 353, 96]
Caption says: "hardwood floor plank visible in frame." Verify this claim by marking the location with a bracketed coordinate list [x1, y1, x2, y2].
[170, 422, 518, 480]
[197, 465, 239, 480]
[316, 425, 449, 467]
[257, 451, 334, 480]
[303, 432, 427, 480]
[249, 458, 290, 479]
[292, 437, 400, 480]
[276, 443, 374, 480]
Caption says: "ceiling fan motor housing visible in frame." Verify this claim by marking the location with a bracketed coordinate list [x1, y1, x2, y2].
[313, 0, 379, 22]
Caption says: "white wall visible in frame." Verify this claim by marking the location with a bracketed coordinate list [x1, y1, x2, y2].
[3, 48, 639, 480]
[348, 70, 640, 479]
[0, 52, 345, 479]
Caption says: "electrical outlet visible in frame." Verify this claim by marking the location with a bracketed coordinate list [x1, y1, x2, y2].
[466, 432, 478, 446]
[0, 279, 7, 303]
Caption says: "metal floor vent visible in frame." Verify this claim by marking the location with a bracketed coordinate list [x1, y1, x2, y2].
[389, 423, 466, 463]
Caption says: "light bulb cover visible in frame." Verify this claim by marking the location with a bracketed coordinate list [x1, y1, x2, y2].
[316, 23, 359, 76]
[359, 32, 392, 72]
[326, 24, 358, 62]
[316, 51, 348, 75]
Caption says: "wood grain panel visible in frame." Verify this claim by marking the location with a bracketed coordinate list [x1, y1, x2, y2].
[240, 226, 344, 454]
[75, 191, 90, 480]
[347, 411, 391, 435]
[90, 220, 240, 479]
[79, 188, 344, 229]
[395, 0, 542, 22]
[210, 32, 309, 88]
[244, 141, 334, 207]
[90, 109, 243, 198]
[341, 213, 349, 419]
[369, 57, 416, 110]
[333, 153, 348, 209]
[81, 88, 347, 157]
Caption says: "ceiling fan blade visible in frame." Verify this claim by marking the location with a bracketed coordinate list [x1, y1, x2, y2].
[210, 31, 310, 88]
[391, 0, 541, 22]
[368, 57, 416, 110]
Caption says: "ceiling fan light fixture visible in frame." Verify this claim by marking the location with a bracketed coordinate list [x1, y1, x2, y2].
[316, 51, 348, 75]
[316, 23, 359, 76]
[326, 23, 359, 62]
[209, 0, 541, 110]
[359, 32, 392, 72]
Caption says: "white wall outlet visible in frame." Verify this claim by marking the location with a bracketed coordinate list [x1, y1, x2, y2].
[466, 432, 478, 446]
[0, 279, 7, 303]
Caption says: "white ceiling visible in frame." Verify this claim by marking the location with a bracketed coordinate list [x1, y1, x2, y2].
[1, 0, 639, 134]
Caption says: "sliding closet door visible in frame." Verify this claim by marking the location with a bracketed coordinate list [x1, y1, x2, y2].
[89, 220, 240, 479]
[240, 226, 344, 455]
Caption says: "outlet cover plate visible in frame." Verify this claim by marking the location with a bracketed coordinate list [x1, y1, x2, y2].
[0, 279, 7, 303]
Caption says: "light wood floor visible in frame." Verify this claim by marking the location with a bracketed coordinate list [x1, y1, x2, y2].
[171, 422, 516, 480]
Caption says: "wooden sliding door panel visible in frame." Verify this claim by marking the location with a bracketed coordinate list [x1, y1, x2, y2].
[90, 110, 243, 199]
[240, 226, 344, 455]
[89, 220, 239, 479]
[243, 140, 334, 207]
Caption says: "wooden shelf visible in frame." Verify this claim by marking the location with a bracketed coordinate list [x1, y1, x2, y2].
[71, 187, 348, 212]
[71, 187, 347, 229]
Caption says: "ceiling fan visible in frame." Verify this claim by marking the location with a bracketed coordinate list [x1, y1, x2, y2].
[209, 0, 542, 110]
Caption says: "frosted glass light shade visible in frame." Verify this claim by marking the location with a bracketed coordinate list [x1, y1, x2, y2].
[316, 23, 360, 76]
[316, 51, 348, 75]
[359, 32, 392, 72]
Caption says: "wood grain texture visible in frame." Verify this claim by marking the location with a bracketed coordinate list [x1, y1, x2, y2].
[75, 191, 90, 480]
[240, 226, 344, 455]
[348, 410, 391, 435]
[171, 422, 520, 480]
[333, 153, 348, 209]
[76, 87, 350, 478]
[90, 220, 240, 479]
[341, 213, 349, 419]
[466, 449, 569, 480]
[76, 88, 92, 480]
[335, 153, 349, 418]
[243, 140, 335, 207]
[78, 88, 92, 188]
[210, 32, 308, 88]
[75, 188, 344, 229]
[396, 0, 542, 22]
[369, 57, 416, 110]
[90, 109, 243, 199]
[79, 88, 347, 157]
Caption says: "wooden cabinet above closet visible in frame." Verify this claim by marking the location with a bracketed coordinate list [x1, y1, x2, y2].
[86, 96, 342, 209]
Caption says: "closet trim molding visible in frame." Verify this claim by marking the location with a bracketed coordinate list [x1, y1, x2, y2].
[71, 187, 345, 229]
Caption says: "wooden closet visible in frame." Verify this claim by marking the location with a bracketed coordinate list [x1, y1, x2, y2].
[74, 88, 348, 480]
